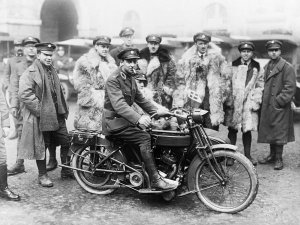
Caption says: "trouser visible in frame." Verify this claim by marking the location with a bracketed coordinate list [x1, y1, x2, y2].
[0, 135, 7, 166]
[270, 144, 283, 159]
[37, 117, 69, 175]
[228, 127, 252, 158]
[15, 113, 24, 165]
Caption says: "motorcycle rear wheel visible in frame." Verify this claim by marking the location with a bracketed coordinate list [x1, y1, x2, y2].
[72, 146, 118, 195]
[195, 150, 258, 213]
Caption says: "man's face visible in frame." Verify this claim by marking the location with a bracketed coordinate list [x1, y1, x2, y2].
[23, 44, 37, 59]
[122, 58, 138, 74]
[57, 48, 65, 57]
[268, 48, 281, 60]
[15, 46, 23, 56]
[196, 40, 209, 54]
[240, 49, 253, 62]
[136, 80, 145, 90]
[95, 44, 109, 57]
[38, 51, 53, 66]
[121, 35, 133, 47]
[147, 42, 159, 54]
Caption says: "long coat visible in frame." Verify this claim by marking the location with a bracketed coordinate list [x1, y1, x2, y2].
[73, 48, 117, 131]
[257, 57, 296, 144]
[138, 47, 176, 109]
[0, 83, 9, 165]
[228, 58, 264, 132]
[175, 43, 231, 127]
[18, 60, 69, 159]
[3, 56, 24, 93]
[102, 68, 157, 135]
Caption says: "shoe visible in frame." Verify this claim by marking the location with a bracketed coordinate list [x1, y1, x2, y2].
[46, 158, 58, 172]
[151, 176, 178, 190]
[7, 163, 25, 176]
[0, 187, 20, 201]
[61, 168, 74, 179]
[38, 174, 53, 187]
[274, 159, 283, 170]
[258, 154, 276, 164]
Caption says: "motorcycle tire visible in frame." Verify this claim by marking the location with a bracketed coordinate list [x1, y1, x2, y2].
[192, 150, 258, 213]
[72, 145, 117, 195]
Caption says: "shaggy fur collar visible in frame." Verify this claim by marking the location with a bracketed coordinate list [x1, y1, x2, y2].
[179, 42, 222, 65]
[86, 48, 116, 68]
[139, 47, 171, 63]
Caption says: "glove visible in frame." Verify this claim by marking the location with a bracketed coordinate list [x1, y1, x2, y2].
[156, 107, 171, 117]
[138, 115, 151, 128]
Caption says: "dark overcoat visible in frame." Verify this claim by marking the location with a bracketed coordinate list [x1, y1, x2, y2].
[257, 57, 296, 144]
[102, 68, 157, 135]
[18, 60, 69, 159]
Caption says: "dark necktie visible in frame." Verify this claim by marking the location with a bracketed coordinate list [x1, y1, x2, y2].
[244, 62, 247, 66]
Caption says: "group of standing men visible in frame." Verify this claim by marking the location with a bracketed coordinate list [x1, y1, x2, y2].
[0, 26, 296, 200]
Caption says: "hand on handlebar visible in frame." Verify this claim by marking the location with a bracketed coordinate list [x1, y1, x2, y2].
[156, 107, 171, 117]
[138, 115, 151, 128]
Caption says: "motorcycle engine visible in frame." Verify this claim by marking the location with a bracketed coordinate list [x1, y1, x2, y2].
[156, 148, 178, 178]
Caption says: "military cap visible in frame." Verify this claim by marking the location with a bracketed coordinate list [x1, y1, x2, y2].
[238, 41, 255, 51]
[13, 39, 23, 46]
[35, 43, 56, 52]
[193, 32, 211, 43]
[265, 40, 282, 50]
[119, 27, 135, 37]
[93, 35, 111, 46]
[135, 71, 148, 86]
[22, 36, 40, 46]
[146, 34, 162, 44]
[117, 48, 140, 60]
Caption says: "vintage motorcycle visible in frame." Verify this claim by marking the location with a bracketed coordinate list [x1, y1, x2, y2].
[65, 106, 258, 214]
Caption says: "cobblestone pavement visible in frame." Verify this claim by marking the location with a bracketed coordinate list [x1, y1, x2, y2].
[1, 100, 300, 225]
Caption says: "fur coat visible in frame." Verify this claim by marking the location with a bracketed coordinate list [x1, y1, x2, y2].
[73, 48, 117, 131]
[228, 58, 264, 132]
[175, 43, 231, 127]
[137, 47, 176, 109]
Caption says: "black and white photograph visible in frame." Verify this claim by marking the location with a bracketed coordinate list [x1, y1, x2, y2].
[0, 0, 300, 224]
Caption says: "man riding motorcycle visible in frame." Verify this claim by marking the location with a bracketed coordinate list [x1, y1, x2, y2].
[102, 48, 178, 190]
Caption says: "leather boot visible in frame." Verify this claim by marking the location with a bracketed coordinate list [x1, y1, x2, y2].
[0, 165, 20, 201]
[61, 156, 74, 179]
[243, 132, 257, 166]
[140, 146, 178, 190]
[226, 128, 237, 166]
[258, 144, 276, 164]
[274, 145, 283, 170]
[7, 159, 25, 176]
[46, 158, 58, 172]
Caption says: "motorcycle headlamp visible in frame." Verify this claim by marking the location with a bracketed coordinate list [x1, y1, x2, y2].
[191, 109, 208, 124]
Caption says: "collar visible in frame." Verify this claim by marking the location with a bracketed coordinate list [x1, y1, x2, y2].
[197, 51, 207, 58]
[241, 58, 250, 66]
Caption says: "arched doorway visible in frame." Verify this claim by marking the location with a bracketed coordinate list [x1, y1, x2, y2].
[40, 0, 78, 42]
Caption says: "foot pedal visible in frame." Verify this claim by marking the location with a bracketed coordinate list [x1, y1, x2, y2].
[138, 187, 176, 194]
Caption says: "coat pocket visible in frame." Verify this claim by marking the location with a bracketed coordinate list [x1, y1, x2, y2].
[105, 117, 130, 133]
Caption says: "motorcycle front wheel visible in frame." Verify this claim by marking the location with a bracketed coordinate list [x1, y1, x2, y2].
[195, 150, 258, 213]
[72, 145, 118, 195]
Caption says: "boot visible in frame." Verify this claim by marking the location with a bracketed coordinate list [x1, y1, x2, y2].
[274, 145, 283, 170]
[46, 145, 57, 171]
[243, 132, 257, 166]
[61, 156, 74, 179]
[7, 159, 25, 176]
[46, 158, 58, 172]
[140, 147, 178, 190]
[0, 165, 20, 201]
[226, 128, 237, 166]
[38, 174, 53, 187]
[258, 144, 276, 164]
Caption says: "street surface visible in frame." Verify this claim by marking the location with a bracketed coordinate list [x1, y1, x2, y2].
[1, 98, 300, 225]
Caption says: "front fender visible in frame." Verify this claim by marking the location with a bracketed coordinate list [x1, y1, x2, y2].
[186, 144, 237, 192]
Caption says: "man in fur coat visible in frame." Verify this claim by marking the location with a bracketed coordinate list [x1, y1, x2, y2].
[175, 32, 231, 130]
[258, 40, 296, 170]
[73, 36, 117, 131]
[227, 42, 264, 165]
[138, 34, 176, 109]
